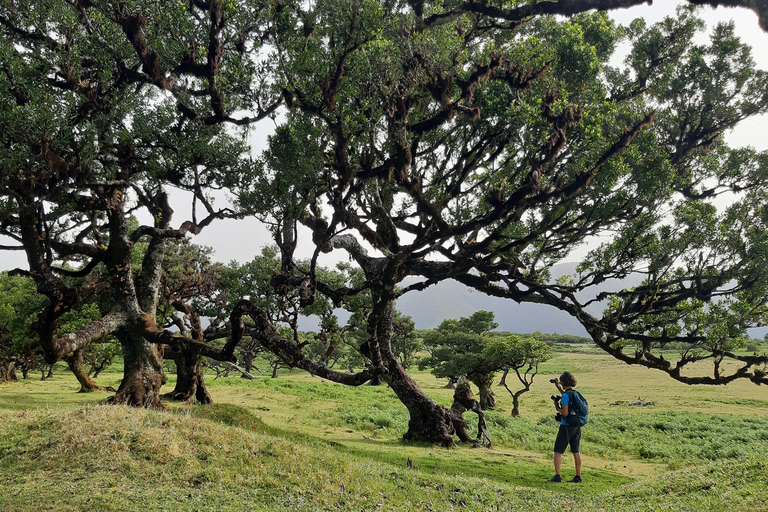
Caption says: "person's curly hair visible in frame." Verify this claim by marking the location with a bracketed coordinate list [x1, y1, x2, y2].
[559, 372, 577, 388]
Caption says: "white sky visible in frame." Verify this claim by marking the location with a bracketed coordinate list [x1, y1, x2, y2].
[1, 1, 767, 272]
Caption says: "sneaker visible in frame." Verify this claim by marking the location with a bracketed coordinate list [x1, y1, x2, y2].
[548, 475, 562, 482]
[568, 476, 582, 483]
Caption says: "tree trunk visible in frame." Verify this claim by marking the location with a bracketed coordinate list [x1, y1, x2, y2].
[444, 376, 460, 389]
[241, 350, 255, 377]
[46, 365, 55, 379]
[502, 378, 529, 417]
[91, 364, 104, 379]
[368, 371, 386, 386]
[369, 292, 465, 447]
[164, 348, 212, 405]
[111, 332, 165, 409]
[498, 369, 508, 387]
[1, 361, 18, 382]
[511, 393, 521, 417]
[66, 349, 114, 393]
[451, 381, 492, 447]
[386, 358, 463, 447]
[471, 373, 496, 410]
[271, 364, 279, 378]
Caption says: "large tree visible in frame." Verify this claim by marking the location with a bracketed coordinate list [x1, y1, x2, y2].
[0, 0, 279, 406]
[227, 1, 768, 446]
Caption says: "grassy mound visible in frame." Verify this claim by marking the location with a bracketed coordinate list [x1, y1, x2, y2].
[0, 404, 766, 511]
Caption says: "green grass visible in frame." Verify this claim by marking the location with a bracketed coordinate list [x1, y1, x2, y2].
[1, 353, 768, 511]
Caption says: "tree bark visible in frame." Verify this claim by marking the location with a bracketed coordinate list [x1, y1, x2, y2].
[498, 369, 508, 387]
[368, 372, 386, 386]
[164, 348, 212, 404]
[65, 349, 114, 393]
[387, 360, 459, 447]
[111, 331, 165, 409]
[240, 349, 255, 377]
[511, 393, 521, 417]
[471, 372, 496, 410]
[91, 362, 106, 379]
[1, 361, 18, 382]
[451, 380, 492, 447]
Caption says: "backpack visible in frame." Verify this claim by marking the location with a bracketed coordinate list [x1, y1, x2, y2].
[565, 390, 589, 426]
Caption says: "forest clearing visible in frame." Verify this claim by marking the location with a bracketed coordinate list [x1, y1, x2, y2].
[2, 350, 766, 511]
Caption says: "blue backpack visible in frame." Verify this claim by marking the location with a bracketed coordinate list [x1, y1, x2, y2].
[565, 390, 589, 426]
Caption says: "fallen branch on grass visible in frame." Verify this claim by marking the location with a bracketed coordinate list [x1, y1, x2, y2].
[609, 397, 658, 407]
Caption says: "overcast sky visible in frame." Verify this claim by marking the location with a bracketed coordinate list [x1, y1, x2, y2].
[1, 1, 767, 272]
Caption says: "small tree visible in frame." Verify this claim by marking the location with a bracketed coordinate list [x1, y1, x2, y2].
[392, 311, 421, 370]
[420, 311, 499, 409]
[484, 336, 552, 416]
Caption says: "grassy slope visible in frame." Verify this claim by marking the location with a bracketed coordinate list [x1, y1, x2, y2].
[0, 351, 767, 511]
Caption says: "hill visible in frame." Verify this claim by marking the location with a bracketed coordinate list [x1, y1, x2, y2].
[396, 262, 597, 334]
[396, 277, 589, 334]
[396, 266, 768, 340]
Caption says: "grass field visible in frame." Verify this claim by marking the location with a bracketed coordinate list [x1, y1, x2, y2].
[1, 350, 767, 511]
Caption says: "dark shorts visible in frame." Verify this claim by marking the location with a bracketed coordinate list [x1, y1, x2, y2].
[554, 424, 581, 454]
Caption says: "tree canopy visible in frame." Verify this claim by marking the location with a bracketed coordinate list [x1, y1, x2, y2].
[420, 311, 500, 408]
[483, 334, 553, 416]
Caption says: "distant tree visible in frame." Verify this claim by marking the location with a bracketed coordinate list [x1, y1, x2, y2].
[392, 311, 421, 370]
[0, 273, 46, 380]
[157, 239, 224, 403]
[0, 273, 115, 391]
[523, 332, 593, 346]
[84, 341, 121, 380]
[420, 311, 499, 409]
[204, 247, 376, 380]
[57, 303, 117, 392]
[483, 336, 552, 416]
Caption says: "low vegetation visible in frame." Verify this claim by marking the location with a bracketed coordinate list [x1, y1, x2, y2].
[1, 351, 767, 511]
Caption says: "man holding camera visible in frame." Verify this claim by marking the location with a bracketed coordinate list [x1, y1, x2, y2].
[549, 372, 582, 483]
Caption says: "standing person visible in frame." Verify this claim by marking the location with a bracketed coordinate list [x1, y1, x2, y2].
[549, 372, 582, 483]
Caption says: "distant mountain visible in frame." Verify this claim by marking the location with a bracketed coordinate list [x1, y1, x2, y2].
[396, 273, 589, 335]
[396, 266, 768, 340]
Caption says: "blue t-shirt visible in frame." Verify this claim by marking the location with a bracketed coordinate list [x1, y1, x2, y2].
[560, 391, 571, 426]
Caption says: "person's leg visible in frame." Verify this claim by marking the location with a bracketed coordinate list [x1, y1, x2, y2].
[551, 425, 568, 481]
[554, 452, 562, 475]
[567, 426, 582, 483]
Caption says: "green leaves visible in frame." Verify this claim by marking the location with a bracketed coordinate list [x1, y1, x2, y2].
[482, 334, 552, 373]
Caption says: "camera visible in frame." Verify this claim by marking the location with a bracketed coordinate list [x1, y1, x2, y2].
[551, 395, 562, 422]
[549, 378, 558, 384]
